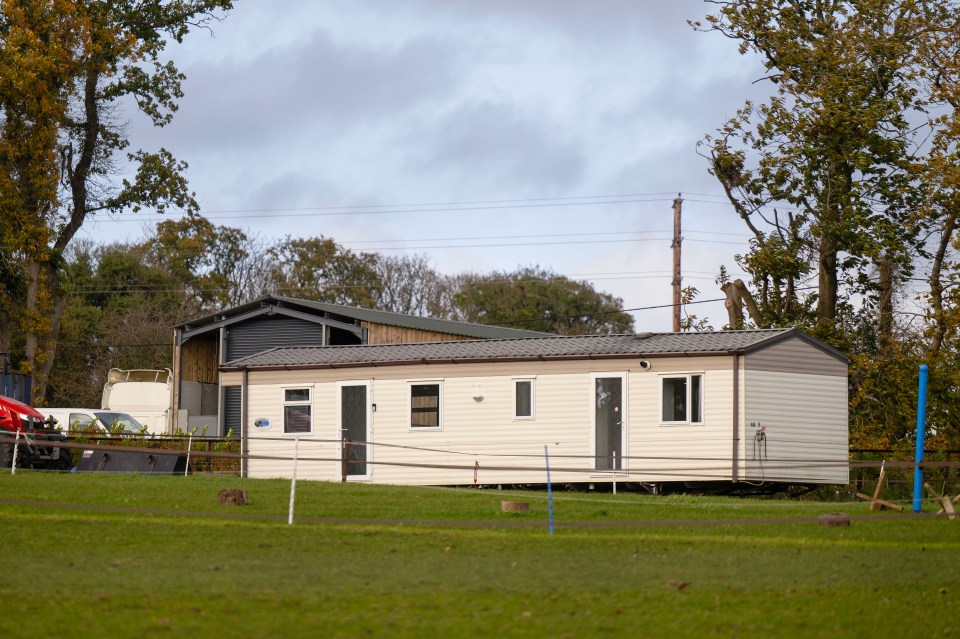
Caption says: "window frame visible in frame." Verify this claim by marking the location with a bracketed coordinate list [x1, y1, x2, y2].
[282, 385, 314, 435]
[659, 373, 704, 425]
[512, 377, 536, 421]
[408, 380, 443, 430]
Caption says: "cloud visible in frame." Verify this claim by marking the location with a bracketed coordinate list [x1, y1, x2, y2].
[89, 0, 770, 331]
[406, 100, 586, 193]
[137, 27, 463, 158]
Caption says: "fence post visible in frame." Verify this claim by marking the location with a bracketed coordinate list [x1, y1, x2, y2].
[289, 437, 299, 526]
[856, 461, 863, 493]
[544, 445, 554, 536]
[913, 364, 929, 512]
[612, 451, 617, 495]
[11, 429, 21, 476]
[184, 434, 193, 477]
[341, 438, 349, 483]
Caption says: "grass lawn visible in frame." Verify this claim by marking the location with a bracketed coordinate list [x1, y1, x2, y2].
[1, 472, 957, 638]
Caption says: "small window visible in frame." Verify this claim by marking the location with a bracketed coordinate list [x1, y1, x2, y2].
[410, 382, 441, 429]
[283, 387, 312, 434]
[514, 379, 534, 419]
[661, 374, 703, 424]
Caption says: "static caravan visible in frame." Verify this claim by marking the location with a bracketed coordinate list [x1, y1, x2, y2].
[220, 328, 849, 490]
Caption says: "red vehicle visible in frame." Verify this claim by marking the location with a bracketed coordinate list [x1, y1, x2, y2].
[0, 394, 73, 471]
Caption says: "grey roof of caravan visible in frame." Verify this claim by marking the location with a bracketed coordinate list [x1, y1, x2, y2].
[223, 327, 845, 370]
[176, 295, 548, 340]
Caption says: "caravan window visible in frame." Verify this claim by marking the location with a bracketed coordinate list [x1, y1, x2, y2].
[513, 378, 535, 420]
[283, 387, 312, 434]
[410, 382, 442, 429]
[661, 374, 703, 424]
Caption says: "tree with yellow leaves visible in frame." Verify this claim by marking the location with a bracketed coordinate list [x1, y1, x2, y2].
[0, 0, 231, 399]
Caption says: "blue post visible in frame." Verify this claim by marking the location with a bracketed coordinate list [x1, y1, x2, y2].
[913, 364, 929, 512]
[544, 445, 554, 536]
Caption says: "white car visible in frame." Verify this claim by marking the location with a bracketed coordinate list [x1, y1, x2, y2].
[38, 408, 146, 435]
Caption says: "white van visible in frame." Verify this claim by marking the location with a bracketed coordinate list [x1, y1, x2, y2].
[38, 408, 145, 435]
[101, 369, 172, 435]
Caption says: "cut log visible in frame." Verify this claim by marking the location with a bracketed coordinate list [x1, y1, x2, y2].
[855, 493, 903, 512]
[940, 497, 957, 520]
[218, 488, 248, 505]
[500, 501, 529, 513]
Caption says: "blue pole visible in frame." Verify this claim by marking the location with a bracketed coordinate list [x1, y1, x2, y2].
[913, 364, 929, 512]
[544, 445, 554, 536]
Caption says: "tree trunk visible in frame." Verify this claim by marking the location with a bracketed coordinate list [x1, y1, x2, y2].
[23, 258, 64, 402]
[32, 262, 63, 401]
[24, 69, 101, 401]
[24, 261, 42, 385]
[817, 236, 838, 327]
[721, 281, 743, 329]
[735, 279, 765, 327]
[928, 210, 957, 357]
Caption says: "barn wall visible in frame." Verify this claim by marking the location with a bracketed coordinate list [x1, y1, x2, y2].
[226, 315, 328, 360]
[362, 322, 478, 345]
[179, 334, 218, 384]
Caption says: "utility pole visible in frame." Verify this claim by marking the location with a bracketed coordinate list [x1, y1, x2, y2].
[671, 194, 683, 332]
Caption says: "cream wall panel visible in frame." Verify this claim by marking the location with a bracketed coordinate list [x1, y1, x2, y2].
[746, 337, 847, 377]
[629, 364, 735, 481]
[220, 371, 243, 386]
[742, 369, 848, 484]
[240, 356, 728, 484]
[238, 352, 845, 486]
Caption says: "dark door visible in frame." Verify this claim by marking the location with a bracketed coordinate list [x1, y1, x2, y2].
[341, 384, 368, 477]
[594, 376, 623, 470]
[223, 386, 241, 439]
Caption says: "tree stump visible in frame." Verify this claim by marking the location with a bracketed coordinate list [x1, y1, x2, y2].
[501, 501, 529, 513]
[817, 513, 850, 527]
[218, 488, 248, 505]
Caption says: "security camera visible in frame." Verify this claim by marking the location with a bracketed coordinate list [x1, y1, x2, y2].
[639, 360, 652, 370]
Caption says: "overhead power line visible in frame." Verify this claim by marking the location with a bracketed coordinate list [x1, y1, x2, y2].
[79, 229, 752, 262]
[489, 296, 728, 326]
[94, 196, 680, 222]
[340, 229, 751, 245]
[90, 190, 733, 222]
[65, 270, 744, 296]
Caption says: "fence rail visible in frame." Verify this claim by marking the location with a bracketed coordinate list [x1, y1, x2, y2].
[2, 433, 959, 499]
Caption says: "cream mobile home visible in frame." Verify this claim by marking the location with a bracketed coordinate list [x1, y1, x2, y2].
[220, 328, 849, 490]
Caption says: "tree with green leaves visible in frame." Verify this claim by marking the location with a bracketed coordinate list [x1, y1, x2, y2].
[451, 265, 634, 334]
[265, 236, 382, 307]
[147, 212, 267, 310]
[695, 0, 959, 336]
[0, 0, 232, 399]
[695, 1, 960, 450]
[46, 239, 190, 407]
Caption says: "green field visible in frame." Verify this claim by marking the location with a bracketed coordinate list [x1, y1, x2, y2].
[1, 473, 956, 638]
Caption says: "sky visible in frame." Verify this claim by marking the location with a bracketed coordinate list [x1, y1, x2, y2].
[82, 0, 775, 332]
